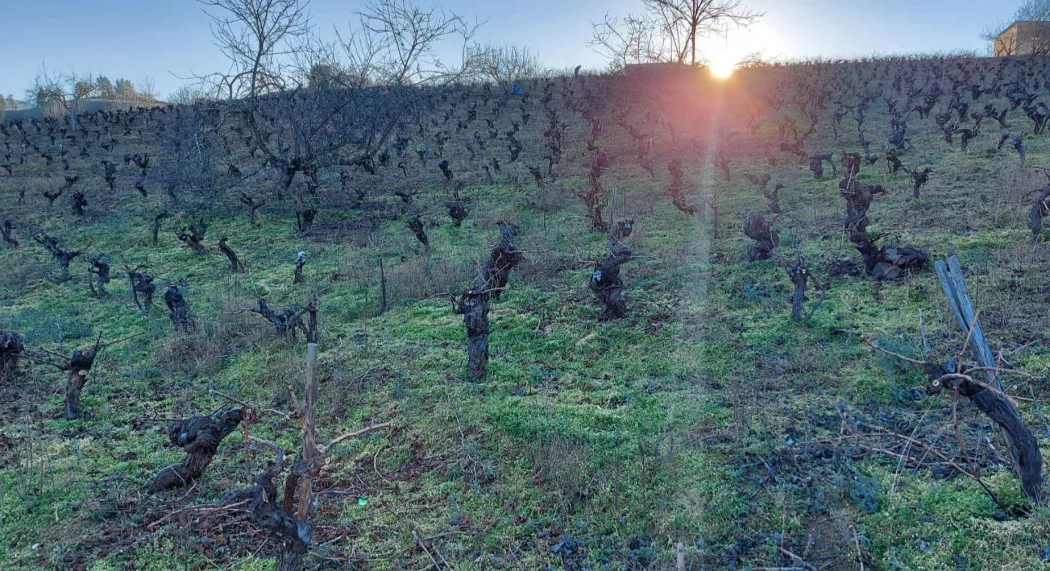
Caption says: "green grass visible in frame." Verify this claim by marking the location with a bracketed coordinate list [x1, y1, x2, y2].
[3, 70, 1050, 570]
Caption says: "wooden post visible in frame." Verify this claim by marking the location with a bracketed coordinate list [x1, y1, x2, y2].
[934, 257, 999, 389]
[379, 257, 388, 315]
[298, 342, 318, 521]
[935, 256, 1043, 502]
[676, 542, 686, 571]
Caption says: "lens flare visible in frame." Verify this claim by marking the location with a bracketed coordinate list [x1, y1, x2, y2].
[709, 57, 736, 79]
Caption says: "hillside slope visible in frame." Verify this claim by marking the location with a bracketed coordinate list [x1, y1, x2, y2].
[2, 60, 1050, 570]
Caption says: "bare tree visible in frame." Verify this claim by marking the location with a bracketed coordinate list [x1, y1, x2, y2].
[34, 77, 70, 120]
[588, 12, 666, 69]
[590, 0, 760, 68]
[140, 76, 158, 100]
[983, 0, 1050, 56]
[1020, 0, 1050, 18]
[463, 42, 541, 85]
[153, 104, 225, 206]
[200, 0, 321, 191]
[199, 0, 311, 103]
[25, 68, 98, 128]
[643, 0, 761, 67]
[200, 0, 471, 208]
[168, 84, 210, 104]
[340, 0, 480, 86]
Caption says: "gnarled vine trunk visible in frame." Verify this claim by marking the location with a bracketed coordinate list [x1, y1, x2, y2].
[150, 408, 246, 492]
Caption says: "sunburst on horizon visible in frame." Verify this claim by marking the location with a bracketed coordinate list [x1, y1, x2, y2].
[709, 56, 737, 78]
[702, 22, 781, 79]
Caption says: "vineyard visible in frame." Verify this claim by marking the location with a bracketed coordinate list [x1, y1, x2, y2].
[3, 54, 1050, 570]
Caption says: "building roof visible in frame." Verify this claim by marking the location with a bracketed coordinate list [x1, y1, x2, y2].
[998, 20, 1050, 38]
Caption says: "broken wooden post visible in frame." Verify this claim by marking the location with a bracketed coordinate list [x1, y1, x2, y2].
[935, 257, 998, 389]
[934, 255, 1043, 503]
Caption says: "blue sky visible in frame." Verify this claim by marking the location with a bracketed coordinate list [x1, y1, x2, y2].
[1, 0, 1019, 100]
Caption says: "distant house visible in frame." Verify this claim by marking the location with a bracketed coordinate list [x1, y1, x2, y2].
[995, 21, 1050, 56]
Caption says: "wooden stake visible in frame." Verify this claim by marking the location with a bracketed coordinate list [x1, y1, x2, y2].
[297, 342, 318, 521]
[379, 257, 388, 315]
[934, 256, 1043, 503]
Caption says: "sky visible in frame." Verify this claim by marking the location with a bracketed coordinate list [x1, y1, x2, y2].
[0, 0, 1021, 101]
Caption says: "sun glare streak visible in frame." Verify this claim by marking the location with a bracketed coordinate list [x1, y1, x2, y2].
[709, 58, 736, 79]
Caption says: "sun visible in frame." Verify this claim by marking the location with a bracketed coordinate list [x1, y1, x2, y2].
[709, 57, 736, 79]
